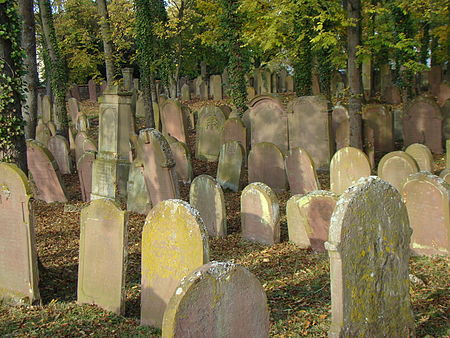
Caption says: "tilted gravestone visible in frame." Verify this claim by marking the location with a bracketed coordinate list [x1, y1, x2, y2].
[216, 141, 243, 192]
[48, 135, 72, 174]
[26, 140, 68, 203]
[377, 151, 419, 192]
[78, 151, 96, 202]
[160, 99, 188, 144]
[223, 118, 247, 161]
[288, 96, 333, 168]
[139, 129, 179, 206]
[196, 106, 226, 161]
[35, 119, 51, 146]
[0, 163, 40, 305]
[167, 136, 193, 184]
[330, 147, 371, 195]
[325, 176, 415, 337]
[332, 105, 350, 150]
[241, 182, 280, 245]
[78, 199, 127, 314]
[141, 199, 209, 328]
[362, 104, 394, 153]
[402, 172, 450, 256]
[285, 147, 320, 195]
[68, 97, 79, 124]
[162, 262, 270, 338]
[405, 143, 433, 172]
[287, 191, 338, 251]
[127, 159, 151, 215]
[189, 175, 227, 237]
[248, 95, 288, 153]
[248, 142, 287, 192]
[403, 96, 443, 153]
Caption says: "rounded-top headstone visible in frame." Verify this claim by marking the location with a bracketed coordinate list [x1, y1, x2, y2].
[162, 262, 269, 338]
[332, 105, 350, 150]
[405, 143, 434, 172]
[216, 141, 243, 192]
[141, 199, 209, 328]
[285, 147, 320, 195]
[377, 151, 419, 192]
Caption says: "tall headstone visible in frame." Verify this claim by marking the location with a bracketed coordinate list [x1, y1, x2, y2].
[162, 262, 270, 338]
[196, 106, 226, 161]
[35, 120, 51, 146]
[127, 160, 151, 215]
[88, 79, 97, 101]
[181, 83, 190, 101]
[190, 175, 227, 237]
[42, 95, 52, 124]
[362, 104, 394, 153]
[441, 99, 450, 140]
[325, 177, 414, 337]
[332, 105, 350, 150]
[26, 140, 68, 203]
[429, 65, 442, 96]
[216, 141, 243, 192]
[285, 147, 320, 195]
[287, 191, 338, 251]
[241, 182, 280, 245]
[248, 142, 287, 192]
[141, 199, 209, 328]
[78, 199, 127, 314]
[199, 81, 208, 100]
[78, 151, 96, 202]
[405, 143, 433, 172]
[286, 75, 294, 92]
[210, 75, 223, 100]
[160, 99, 188, 143]
[402, 172, 450, 256]
[74, 131, 89, 166]
[122, 68, 133, 91]
[330, 147, 371, 195]
[0, 163, 40, 305]
[288, 96, 333, 168]
[67, 98, 79, 124]
[47, 135, 72, 174]
[91, 86, 132, 201]
[378, 151, 419, 192]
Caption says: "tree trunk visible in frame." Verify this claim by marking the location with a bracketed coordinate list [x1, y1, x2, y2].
[96, 0, 116, 84]
[18, 0, 39, 140]
[38, 0, 69, 138]
[345, 0, 363, 149]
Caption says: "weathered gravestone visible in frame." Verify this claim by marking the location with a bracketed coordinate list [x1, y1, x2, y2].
[216, 141, 243, 192]
[162, 262, 270, 338]
[160, 99, 188, 143]
[88, 79, 97, 101]
[403, 96, 443, 153]
[248, 142, 287, 192]
[167, 136, 193, 184]
[287, 191, 338, 251]
[181, 84, 190, 101]
[248, 95, 288, 153]
[0, 163, 40, 305]
[67, 97, 79, 124]
[127, 160, 151, 215]
[69, 85, 81, 101]
[196, 106, 226, 161]
[42, 95, 52, 124]
[48, 135, 72, 174]
[279, 69, 287, 92]
[405, 143, 433, 172]
[429, 65, 442, 96]
[74, 131, 89, 166]
[76, 113, 90, 132]
[189, 175, 227, 237]
[288, 96, 333, 168]
[330, 147, 371, 195]
[382, 86, 402, 105]
[286, 75, 294, 92]
[285, 147, 320, 195]
[241, 182, 280, 245]
[442, 99, 450, 140]
[437, 82, 450, 107]
[440, 168, 450, 184]
[78, 151, 96, 202]
[402, 172, 450, 256]
[378, 151, 419, 192]
[223, 117, 247, 159]
[247, 87, 256, 100]
[26, 140, 68, 203]
[141, 199, 209, 328]
[325, 176, 415, 337]
[35, 119, 51, 146]
[135, 92, 144, 118]
[78, 199, 127, 314]
[47, 121, 57, 137]
[332, 105, 350, 150]
[199, 80, 208, 100]
[139, 128, 179, 206]
[209, 75, 222, 100]
[362, 104, 394, 153]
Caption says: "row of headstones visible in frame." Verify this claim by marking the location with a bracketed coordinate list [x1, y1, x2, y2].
[1, 162, 420, 336]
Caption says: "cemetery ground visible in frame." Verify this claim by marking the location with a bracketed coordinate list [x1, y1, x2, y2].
[1, 100, 449, 337]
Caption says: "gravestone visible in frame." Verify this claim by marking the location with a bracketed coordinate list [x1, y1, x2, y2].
[122, 68, 133, 91]
[88, 79, 97, 101]
[0, 163, 40, 305]
[287, 191, 338, 251]
[402, 172, 450, 256]
[35, 120, 51, 146]
[74, 131, 89, 166]
[47, 135, 72, 174]
[141, 199, 209, 328]
[47, 121, 57, 136]
[223, 117, 247, 160]
[248, 95, 288, 153]
[405, 143, 433, 172]
[136, 93, 144, 118]
[78, 199, 127, 314]
[285, 147, 320, 195]
[160, 99, 188, 143]
[69, 85, 81, 100]
[76, 113, 90, 132]
[162, 262, 270, 338]
[378, 151, 419, 192]
[440, 168, 450, 184]
[247, 87, 256, 100]
[286, 75, 294, 92]
[91, 86, 132, 201]
[127, 160, 151, 214]
[325, 177, 414, 337]
[288, 96, 333, 168]
[210, 75, 223, 100]
[216, 141, 243, 192]
[279, 69, 287, 92]
[442, 99, 450, 140]
[139, 128, 179, 206]
[332, 105, 350, 150]
[382, 86, 402, 105]
[403, 96, 443, 153]
[196, 106, 226, 161]
[167, 137, 193, 184]
[67, 98, 79, 124]
[393, 108, 404, 141]
[241, 182, 280, 245]
[78, 151, 96, 202]
[330, 147, 371, 195]
[42, 95, 52, 123]
[362, 104, 394, 153]
[429, 65, 442, 96]
[189, 175, 227, 237]
[26, 140, 68, 202]
[248, 142, 287, 192]
[181, 84, 190, 101]
[199, 81, 208, 100]
[437, 82, 450, 107]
